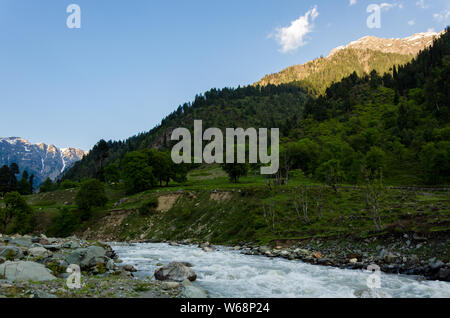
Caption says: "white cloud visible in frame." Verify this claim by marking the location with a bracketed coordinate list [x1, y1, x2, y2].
[408, 20, 415, 26]
[380, 3, 393, 10]
[273, 6, 319, 53]
[433, 9, 450, 22]
[380, 2, 403, 11]
[349, 0, 357, 6]
[416, 0, 428, 9]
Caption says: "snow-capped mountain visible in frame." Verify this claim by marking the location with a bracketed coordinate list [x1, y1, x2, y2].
[328, 31, 441, 57]
[0, 137, 87, 186]
[257, 30, 444, 91]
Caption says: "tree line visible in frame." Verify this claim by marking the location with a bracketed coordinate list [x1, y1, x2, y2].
[0, 163, 34, 196]
[0, 163, 35, 234]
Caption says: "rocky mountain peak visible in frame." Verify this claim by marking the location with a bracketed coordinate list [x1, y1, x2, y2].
[329, 31, 441, 57]
[0, 137, 86, 186]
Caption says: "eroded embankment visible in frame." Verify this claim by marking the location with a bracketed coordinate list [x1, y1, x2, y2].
[78, 189, 450, 282]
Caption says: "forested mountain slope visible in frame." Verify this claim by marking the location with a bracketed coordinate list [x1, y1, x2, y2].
[63, 28, 449, 186]
[256, 32, 441, 94]
[62, 84, 309, 181]
[283, 28, 450, 185]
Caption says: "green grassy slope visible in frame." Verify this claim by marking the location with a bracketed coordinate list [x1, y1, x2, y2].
[21, 165, 449, 249]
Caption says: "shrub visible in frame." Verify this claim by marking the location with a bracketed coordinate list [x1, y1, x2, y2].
[47, 207, 81, 238]
[46, 261, 67, 275]
[75, 179, 108, 212]
[39, 178, 56, 193]
[60, 180, 79, 190]
[139, 198, 159, 216]
[178, 207, 192, 220]
[1, 192, 34, 234]
[5, 249, 16, 261]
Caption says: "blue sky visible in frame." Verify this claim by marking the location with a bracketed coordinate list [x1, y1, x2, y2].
[0, 0, 448, 150]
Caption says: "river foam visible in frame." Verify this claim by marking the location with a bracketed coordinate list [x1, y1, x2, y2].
[112, 243, 450, 298]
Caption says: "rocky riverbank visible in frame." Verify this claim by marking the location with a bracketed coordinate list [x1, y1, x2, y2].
[150, 232, 450, 283]
[238, 237, 449, 282]
[0, 234, 184, 298]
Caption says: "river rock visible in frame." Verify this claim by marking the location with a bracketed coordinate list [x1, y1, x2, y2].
[9, 237, 32, 247]
[63, 241, 80, 249]
[199, 242, 211, 249]
[409, 255, 420, 265]
[179, 262, 194, 267]
[154, 262, 197, 282]
[66, 246, 106, 270]
[313, 252, 323, 259]
[383, 252, 397, 264]
[123, 264, 137, 272]
[438, 268, 450, 281]
[181, 279, 207, 298]
[0, 261, 56, 282]
[202, 246, 214, 252]
[0, 246, 24, 260]
[430, 260, 444, 270]
[279, 250, 290, 257]
[162, 282, 180, 289]
[347, 253, 362, 261]
[32, 290, 58, 298]
[106, 259, 115, 271]
[43, 245, 61, 252]
[28, 247, 52, 258]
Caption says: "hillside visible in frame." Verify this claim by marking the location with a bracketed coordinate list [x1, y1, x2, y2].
[63, 29, 450, 187]
[0, 137, 87, 186]
[291, 27, 450, 186]
[256, 32, 441, 94]
[62, 84, 309, 182]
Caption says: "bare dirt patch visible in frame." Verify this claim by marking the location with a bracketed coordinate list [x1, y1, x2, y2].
[157, 194, 181, 212]
[81, 210, 131, 240]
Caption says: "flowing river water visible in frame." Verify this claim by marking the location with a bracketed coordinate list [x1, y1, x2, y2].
[111, 243, 450, 298]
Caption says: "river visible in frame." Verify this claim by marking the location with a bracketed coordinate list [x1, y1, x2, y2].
[112, 242, 450, 298]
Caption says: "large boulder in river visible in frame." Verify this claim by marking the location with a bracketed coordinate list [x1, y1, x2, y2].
[0, 261, 56, 282]
[66, 246, 107, 270]
[154, 262, 197, 282]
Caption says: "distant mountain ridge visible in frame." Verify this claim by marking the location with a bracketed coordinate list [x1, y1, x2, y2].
[257, 31, 443, 94]
[0, 137, 87, 186]
[329, 31, 440, 56]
